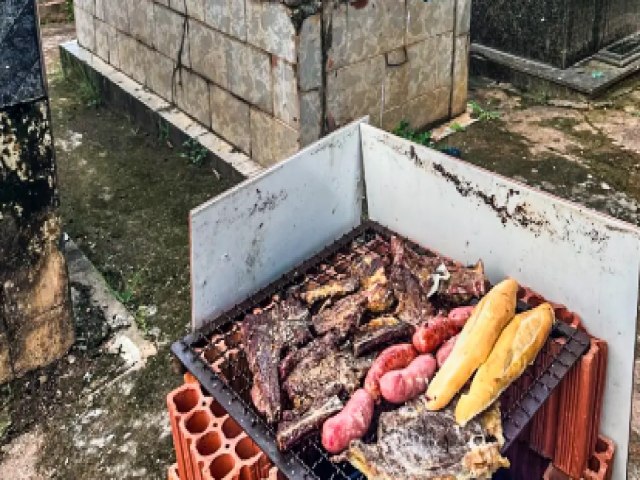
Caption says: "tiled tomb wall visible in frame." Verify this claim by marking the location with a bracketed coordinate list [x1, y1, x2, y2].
[73, 0, 471, 166]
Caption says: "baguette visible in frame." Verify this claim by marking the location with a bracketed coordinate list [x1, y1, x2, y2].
[425, 278, 518, 410]
[455, 303, 554, 426]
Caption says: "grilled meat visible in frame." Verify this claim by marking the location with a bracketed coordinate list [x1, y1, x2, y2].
[390, 266, 434, 326]
[353, 316, 414, 357]
[276, 396, 344, 451]
[312, 294, 366, 339]
[347, 398, 508, 480]
[353, 253, 394, 313]
[301, 276, 359, 305]
[438, 260, 488, 305]
[242, 298, 312, 423]
[283, 348, 373, 412]
[279, 331, 341, 381]
[391, 235, 487, 307]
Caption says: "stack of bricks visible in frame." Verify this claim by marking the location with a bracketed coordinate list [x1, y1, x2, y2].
[509, 287, 614, 480]
[72, 0, 471, 167]
[166, 374, 285, 480]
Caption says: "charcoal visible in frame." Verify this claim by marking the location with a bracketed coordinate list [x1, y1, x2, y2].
[353, 316, 414, 357]
[276, 396, 344, 451]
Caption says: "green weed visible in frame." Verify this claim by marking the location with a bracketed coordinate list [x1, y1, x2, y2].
[392, 120, 433, 146]
[61, 59, 102, 107]
[113, 270, 143, 306]
[158, 119, 170, 144]
[65, 0, 74, 22]
[450, 122, 465, 132]
[468, 101, 500, 121]
[180, 138, 208, 166]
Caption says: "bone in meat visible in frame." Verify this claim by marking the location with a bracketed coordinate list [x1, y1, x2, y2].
[347, 398, 509, 480]
[276, 396, 344, 451]
[300, 276, 359, 305]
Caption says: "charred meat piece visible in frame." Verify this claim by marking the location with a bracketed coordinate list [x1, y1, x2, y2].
[353, 316, 414, 357]
[300, 276, 359, 305]
[276, 396, 344, 451]
[283, 348, 373, 412]
[242, 299, 312, 423]
[312, 294, 366, 339]
[347, 398, 508, 480]
[352, 253, 394, 313]
[279, 331, 341, 381]
[437, 260, 488, 305]
[390, 266, 433, 327]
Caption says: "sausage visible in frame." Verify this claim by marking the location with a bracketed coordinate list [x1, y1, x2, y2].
[379, 354, 437, 404]
[412, 306, 473, 354]
[321, 389, 374, 454]
[436, 334, 458, 368]
[364, 343, 417, 400]
[448, 306, 475, 323]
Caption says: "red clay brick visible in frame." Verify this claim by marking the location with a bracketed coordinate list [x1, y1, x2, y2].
[530, 339, 565, 458]
[167, 384, 204, 480]
[555, 341, 600, 478]
[168, 463, 180, 480]
[180, 401, 214, 480]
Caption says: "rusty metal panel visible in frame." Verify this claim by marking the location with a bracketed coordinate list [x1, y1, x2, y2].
[360, 123, 640, 480]
[0, 0, 47, 108]
[189, 120, 365, 330]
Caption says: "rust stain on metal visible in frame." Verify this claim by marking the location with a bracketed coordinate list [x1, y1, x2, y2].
[431, 162, 550, 234]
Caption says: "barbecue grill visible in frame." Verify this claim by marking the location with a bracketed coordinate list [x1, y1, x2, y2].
[174, 121, 640, 479]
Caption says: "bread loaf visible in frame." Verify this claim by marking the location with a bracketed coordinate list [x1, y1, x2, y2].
[426, 278, 518, 410]
[455, 303, 554, 426]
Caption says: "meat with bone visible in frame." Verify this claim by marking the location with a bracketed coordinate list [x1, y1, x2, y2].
[283, 347, 373, 412]
[300, 276, 359, 305]
[391, 236, 487, 305]
[347, 398, 509, 480]
[438, 260, 488, 304]
[276, 396, 344, 451]
[242, 298, 312, 423]
[353, 316, 414, 357]
[312, 294, 366, 339]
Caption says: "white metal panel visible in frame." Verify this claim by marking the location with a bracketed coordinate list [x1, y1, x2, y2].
[190, 121, 364, 330]
[361, 123, 640, 479]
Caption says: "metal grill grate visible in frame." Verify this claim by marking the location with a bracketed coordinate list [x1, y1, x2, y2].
[172, 221, 590, 479]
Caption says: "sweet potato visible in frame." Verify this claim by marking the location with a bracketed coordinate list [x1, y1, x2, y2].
[436, 334, 458, 368]
[321, 389, 374, 454]
[364, 343, 417, 400]
[379, 354, 437, 404]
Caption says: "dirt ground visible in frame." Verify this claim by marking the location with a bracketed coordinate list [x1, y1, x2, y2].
[2, 22, 640, 479]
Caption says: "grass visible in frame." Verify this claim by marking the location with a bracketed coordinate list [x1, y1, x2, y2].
[468, 100, 501, 121]
[392, 120, 433, 146]
[180, 138, 208, 166]
[60, 57, 102, 108]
